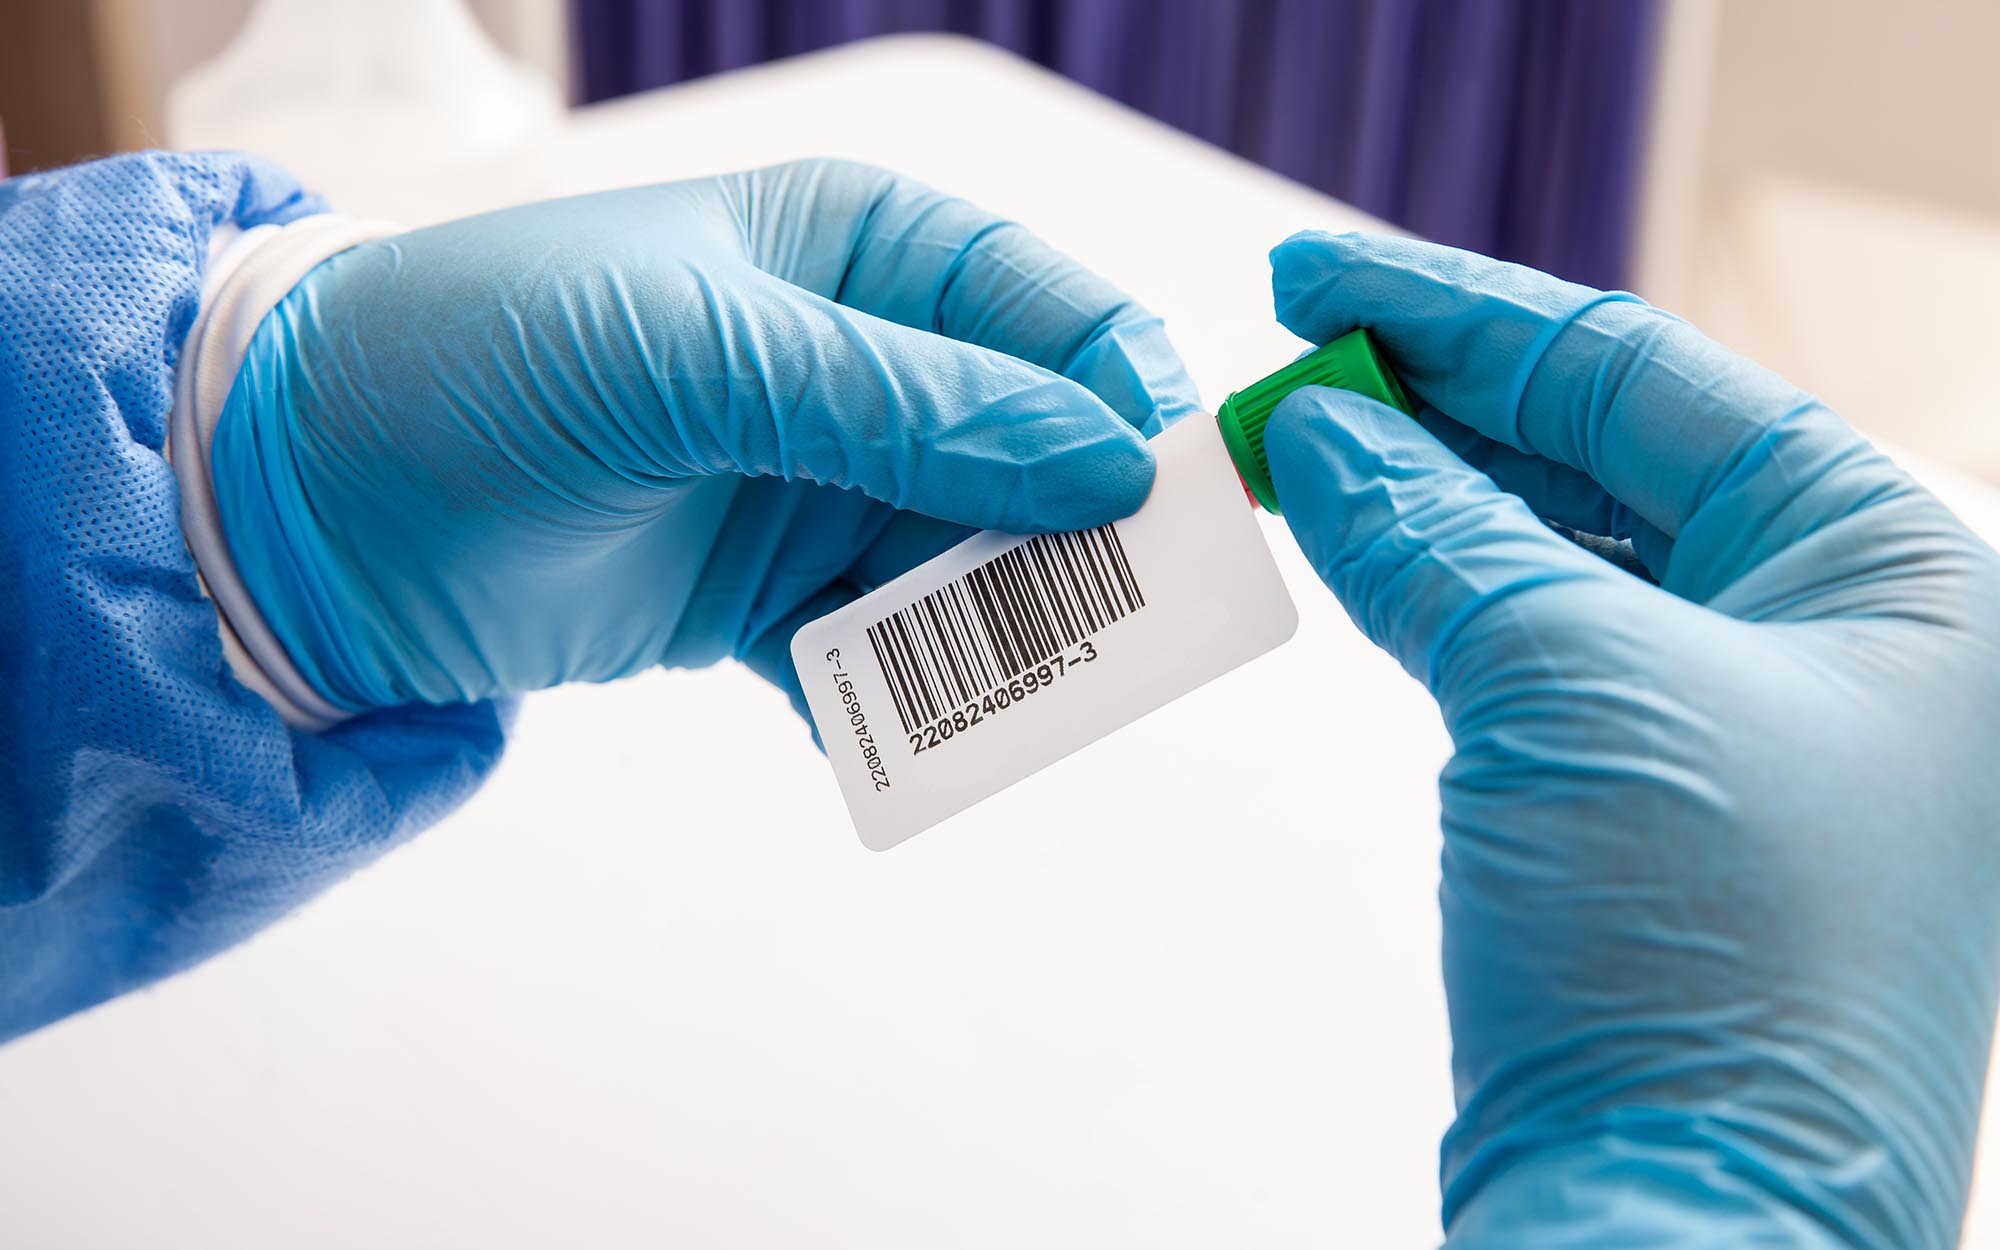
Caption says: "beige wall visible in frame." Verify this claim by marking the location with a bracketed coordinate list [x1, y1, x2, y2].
[1636, 0, 2000, 479]
[1705, 0, 2000, 218]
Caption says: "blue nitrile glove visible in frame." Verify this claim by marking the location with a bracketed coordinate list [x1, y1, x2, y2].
[1262, 232, 2000, 1249]
[211, 159, 1199, 719]
[1, 151, 506, 1043]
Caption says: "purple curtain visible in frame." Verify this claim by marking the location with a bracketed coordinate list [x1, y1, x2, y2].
[574, 0, 1660, 289]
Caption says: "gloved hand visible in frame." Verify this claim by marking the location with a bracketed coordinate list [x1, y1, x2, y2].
[211, 159, 1199, 719]
[1263, 232, 2000, 1249]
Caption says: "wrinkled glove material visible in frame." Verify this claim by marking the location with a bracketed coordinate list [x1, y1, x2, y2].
[0, 153, 507, 1043]
[211, 160, 1197, 719]
[1264, 232, 2000, 1250]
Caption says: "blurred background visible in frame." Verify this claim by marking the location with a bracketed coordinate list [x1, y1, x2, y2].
[3, 6, 1999, 1246]
[2, 0, 1993, 477]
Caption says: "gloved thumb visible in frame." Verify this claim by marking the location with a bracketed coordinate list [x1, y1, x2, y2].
[1264, 386, 1618, 693]
[691, 271, 1158, 535]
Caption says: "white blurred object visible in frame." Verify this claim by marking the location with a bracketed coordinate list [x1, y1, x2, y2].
[1690, 177, 2000, 481]
[1632, 0, 2000, 482]
[165, 0, 561, 207]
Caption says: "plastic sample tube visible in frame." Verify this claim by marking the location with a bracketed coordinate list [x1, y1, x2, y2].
[1215, 329, 1417, 514]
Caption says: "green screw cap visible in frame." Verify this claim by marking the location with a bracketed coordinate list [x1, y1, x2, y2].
[1216, 329, 1416, 514]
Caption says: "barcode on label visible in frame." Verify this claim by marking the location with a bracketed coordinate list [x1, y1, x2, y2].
[866, 525, 1145, 734]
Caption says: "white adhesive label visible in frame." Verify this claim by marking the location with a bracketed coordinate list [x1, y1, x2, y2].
[792, 415, 1298, 850]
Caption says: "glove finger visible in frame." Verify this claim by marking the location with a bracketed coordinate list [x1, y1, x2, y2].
[1264, 385, 1625, 695]
[740, 580, 864, 748]
[659, 479, 894, 676]
[731, 159, 1203, 436]
[1269, 231, 1868, 545]
[1414, 406, 1675, 578]
[740, 512, 978, 743]
[848, 511, 973, 592]
[666, 267, 1154, 534]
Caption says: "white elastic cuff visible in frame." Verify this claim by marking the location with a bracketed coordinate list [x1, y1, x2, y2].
[169, 213, 406, 731]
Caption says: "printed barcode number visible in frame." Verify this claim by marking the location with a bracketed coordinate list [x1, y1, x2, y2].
[866, 525, 1145, 736]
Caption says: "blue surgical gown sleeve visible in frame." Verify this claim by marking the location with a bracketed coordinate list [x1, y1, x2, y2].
[0, 152, 509, 1044]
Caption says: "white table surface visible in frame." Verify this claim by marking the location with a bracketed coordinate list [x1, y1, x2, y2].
[7, 34, 2000, 1249]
